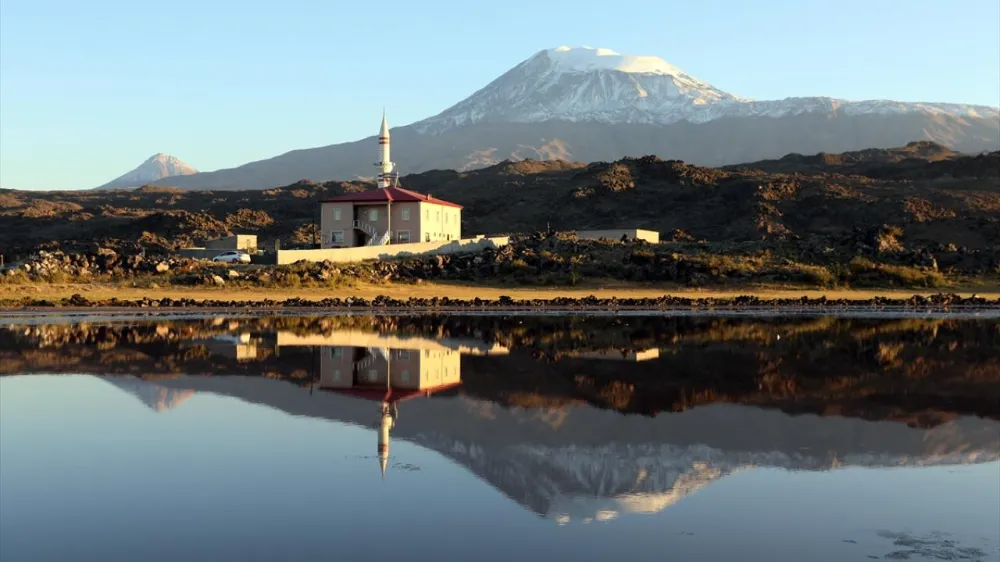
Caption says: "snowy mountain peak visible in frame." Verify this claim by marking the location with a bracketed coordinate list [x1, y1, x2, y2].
[544, 46, 689, 77]
[414, 45, 741, 133]
[96, 153, 198, 190]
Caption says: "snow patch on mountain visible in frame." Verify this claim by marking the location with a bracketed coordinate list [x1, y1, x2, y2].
[413, 46, 999, 134]
[548, 46, 694, 77]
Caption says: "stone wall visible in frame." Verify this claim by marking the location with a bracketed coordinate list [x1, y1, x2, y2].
[275, 236, 509, 265]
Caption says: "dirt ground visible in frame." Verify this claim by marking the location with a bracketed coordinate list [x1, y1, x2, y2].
[3, 280, 1000, 304]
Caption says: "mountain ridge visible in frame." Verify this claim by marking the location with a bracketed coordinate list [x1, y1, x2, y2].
[414, 46, 998, 133]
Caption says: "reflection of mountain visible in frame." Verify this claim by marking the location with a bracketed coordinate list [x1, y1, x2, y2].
[103, 375, 1000, 524]
[421, 438, 741, 523]
[99, 376, 195, 412]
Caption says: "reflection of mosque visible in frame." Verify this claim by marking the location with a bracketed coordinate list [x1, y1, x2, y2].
[276, 331, 487, 478]
[316, 345, 462, 476]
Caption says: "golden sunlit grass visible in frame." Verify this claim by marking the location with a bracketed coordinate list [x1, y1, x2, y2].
[3, 279, 999, 306]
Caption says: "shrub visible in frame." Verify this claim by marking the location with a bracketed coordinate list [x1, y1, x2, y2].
[848, 256, 946, 288]
[780, 262, 837, 287]
[0, 270, 30, 285]
[39, 270, 70, 284]
[628, 249, 656, 265]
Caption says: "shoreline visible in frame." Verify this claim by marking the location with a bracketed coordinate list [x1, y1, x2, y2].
[2, 309, 998, 325]
[2, 293, 999, 323]
[3, 282, 1000, 320]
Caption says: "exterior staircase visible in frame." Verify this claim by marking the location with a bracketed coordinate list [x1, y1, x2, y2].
[369, 346, 390, 362]
[352, 347, 392, 380]
[352, 220, 390, 246]
[354, 350, 381, 372]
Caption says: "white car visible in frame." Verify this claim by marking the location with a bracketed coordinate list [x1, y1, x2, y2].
[211, 251, 251, 264]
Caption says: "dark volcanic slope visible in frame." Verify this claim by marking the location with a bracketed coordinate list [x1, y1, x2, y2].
[145, 113, 1000, 192]
[1, 143, 998, 262]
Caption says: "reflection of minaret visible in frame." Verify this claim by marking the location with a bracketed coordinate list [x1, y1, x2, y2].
[374, 110, 396, 189]
[308, 343, 460, 478]
[378, 400, 397, 478]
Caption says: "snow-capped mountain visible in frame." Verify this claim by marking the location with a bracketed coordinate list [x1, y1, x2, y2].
[96, 153, 197, 190]
[415, 46, 998, 133]
[150, 46, 1000, 190]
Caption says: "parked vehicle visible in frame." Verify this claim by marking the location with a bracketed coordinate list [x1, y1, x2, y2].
[211, 251, 251, 264]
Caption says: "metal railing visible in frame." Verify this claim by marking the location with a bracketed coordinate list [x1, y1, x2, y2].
[352, 219, 391, 246]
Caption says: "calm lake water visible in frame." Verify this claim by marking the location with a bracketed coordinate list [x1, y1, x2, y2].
[1, 314, 998, 562]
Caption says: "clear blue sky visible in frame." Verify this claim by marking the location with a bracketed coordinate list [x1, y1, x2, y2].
[1, 0, 998, 191]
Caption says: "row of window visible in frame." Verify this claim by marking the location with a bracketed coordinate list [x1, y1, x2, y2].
[327, 348, 445, 360]
[329, 206, 459, 224]
[329, 230, 456, 244]
[328, 369, 411, 383]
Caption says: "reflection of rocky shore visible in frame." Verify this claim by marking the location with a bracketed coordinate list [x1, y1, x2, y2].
[104, 375, 1000, 524]
[2, 315, 1000, 425]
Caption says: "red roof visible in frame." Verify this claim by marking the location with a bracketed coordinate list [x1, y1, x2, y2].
[321, 382, 462, 403]
[321, 186, 462, 209]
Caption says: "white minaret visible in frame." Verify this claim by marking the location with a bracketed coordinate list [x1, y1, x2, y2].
[375, 110, 396, 189]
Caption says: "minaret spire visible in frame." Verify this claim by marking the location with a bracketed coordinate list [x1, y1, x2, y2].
[375, 110, 395, 189]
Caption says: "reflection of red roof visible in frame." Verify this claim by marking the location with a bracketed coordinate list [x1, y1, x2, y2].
[321, 186, 462, 209]
[322, 382, 461, 403]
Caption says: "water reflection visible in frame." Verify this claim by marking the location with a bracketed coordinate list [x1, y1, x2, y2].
[95, 371, 1000, 525]
[1, 315, 999, 561]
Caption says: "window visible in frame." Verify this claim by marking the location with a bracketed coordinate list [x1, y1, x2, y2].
[397, 230, 410, 243]
[332, 369, 341, 381]
[367, 369, 378, 382]
[397, 350, 410, 359]
[333, 208, 342, 221]
[436, 210, 440, 220]
[401, 208, 410, 221]
[330, 231, 344, 244]
[425, 233, 430, 242]
[368, 209, 378, 221]
[426, 209, 430, 220]
[401, 370, 410, 383]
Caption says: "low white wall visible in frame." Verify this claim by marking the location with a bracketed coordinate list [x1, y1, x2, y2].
[276, 236, 509, 265]
[576, 229, 660, 243]
[178, 248, 224, 260]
